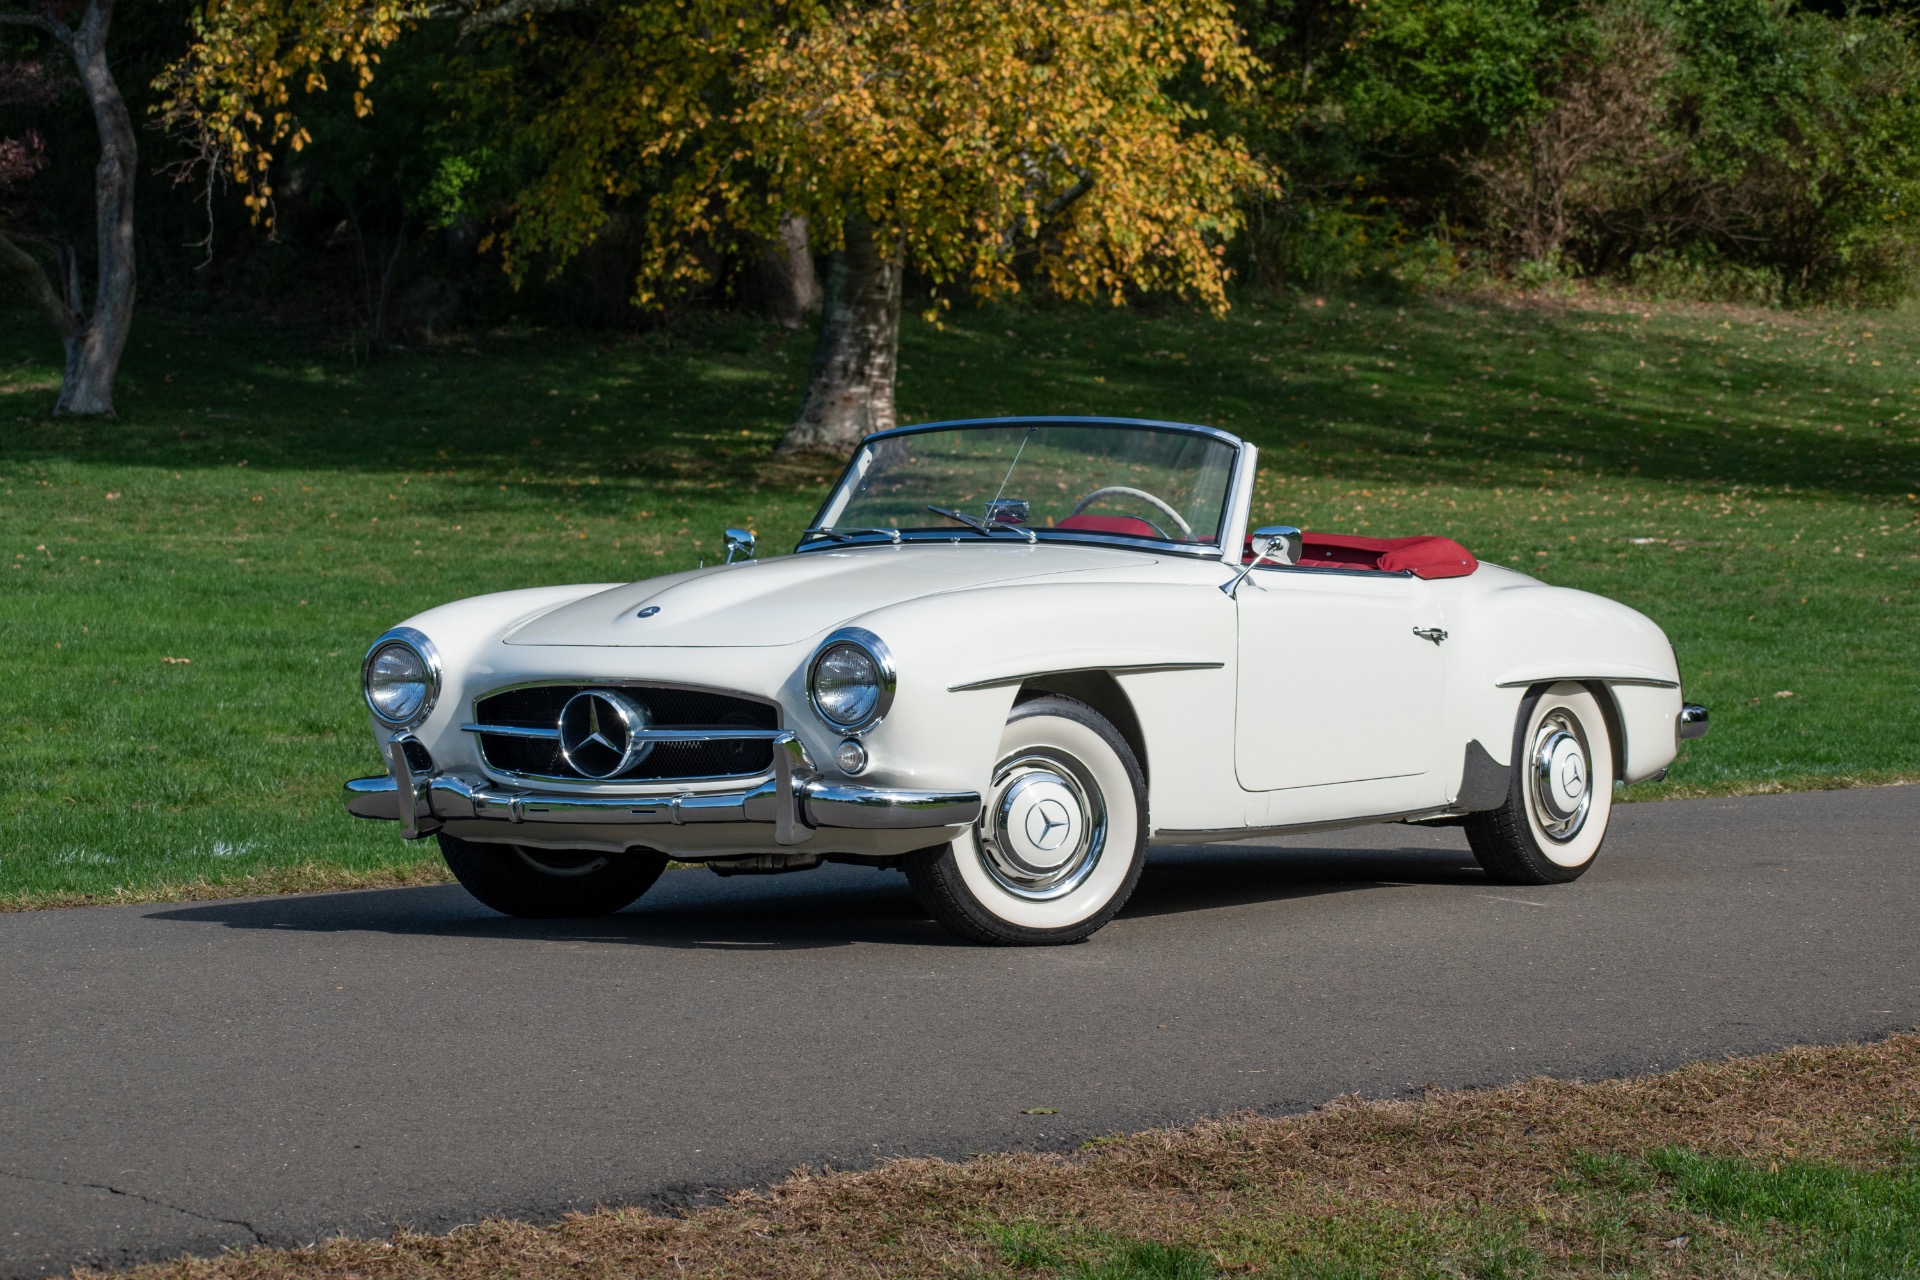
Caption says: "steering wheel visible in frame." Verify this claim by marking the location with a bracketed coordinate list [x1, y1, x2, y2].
[1069, 486, 1194, 538]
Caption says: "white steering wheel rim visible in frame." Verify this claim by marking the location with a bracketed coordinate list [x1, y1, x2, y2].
[1068, 486, 1193, 537]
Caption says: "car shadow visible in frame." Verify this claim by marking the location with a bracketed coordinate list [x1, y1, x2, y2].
[143, 842, 1488, 947]
[1122, 842, 1485, 920]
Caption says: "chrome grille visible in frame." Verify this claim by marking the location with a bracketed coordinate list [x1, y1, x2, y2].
[471, 684, 778, 782]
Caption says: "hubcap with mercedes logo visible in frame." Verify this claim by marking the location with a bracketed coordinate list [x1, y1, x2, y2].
[1528, 709, 1593, 842]
[557, 689, 655, 779]
[977, 750, 1104, 900]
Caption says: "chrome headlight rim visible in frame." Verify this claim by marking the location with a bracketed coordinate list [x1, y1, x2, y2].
[806, 627, 895, 735]
[362, 626, 443, 730]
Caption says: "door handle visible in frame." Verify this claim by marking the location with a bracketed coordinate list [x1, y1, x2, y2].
[1412, 626, 1448, 645]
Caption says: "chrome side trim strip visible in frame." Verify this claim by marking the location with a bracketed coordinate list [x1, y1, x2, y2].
[1495, 676, 1680, 689]
[948, 661, 1225, 692]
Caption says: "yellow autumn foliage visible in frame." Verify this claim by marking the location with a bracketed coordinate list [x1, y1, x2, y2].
[159, 0, 1272, 311]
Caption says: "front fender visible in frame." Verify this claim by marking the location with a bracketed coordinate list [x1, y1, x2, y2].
[838, 579, 1238, 823]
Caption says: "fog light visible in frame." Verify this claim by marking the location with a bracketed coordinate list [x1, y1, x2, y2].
[834, 738, 868, 775]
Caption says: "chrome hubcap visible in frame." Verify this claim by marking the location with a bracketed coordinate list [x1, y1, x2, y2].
[1528, 711, 1593, 843]
[977, 751, 1105, 900]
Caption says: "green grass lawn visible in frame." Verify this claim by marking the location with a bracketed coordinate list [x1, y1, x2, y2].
[4, 290, 1918, 907]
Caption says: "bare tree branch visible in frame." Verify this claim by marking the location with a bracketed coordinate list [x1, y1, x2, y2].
[0, 228, 82, 338]
[1041, 168, 1095, 219]
[0, 10, 73, 45]
[453, 0, 589, 35]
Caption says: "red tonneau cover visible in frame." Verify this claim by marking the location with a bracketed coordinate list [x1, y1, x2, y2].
[1058, 514, 1479, 580]
[1296, 532, 1478, 579]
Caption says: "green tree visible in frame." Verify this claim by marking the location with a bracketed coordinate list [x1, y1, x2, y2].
[161, 0, 1269, 454]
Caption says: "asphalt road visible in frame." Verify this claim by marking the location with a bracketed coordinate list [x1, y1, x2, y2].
[3, 785, 1917, 1276]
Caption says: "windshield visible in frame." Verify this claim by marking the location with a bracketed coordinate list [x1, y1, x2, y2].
[807, 421, 1240, 550]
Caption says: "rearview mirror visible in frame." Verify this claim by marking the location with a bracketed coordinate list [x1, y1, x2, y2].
[724, 527, 756, 563]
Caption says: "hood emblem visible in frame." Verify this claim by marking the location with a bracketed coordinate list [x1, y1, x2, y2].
[557, 690, 653, 778]
[636, 606, 661, 618]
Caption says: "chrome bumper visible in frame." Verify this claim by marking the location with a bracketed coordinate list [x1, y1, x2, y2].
[343, 731, 981, 845]
[1678, 703, 1710, 741]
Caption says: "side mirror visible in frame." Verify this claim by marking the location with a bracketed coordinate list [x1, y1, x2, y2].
[1221, 525, 1304, 597]
[1250, 525, 1303, 567]
[723, 527, 756, 564]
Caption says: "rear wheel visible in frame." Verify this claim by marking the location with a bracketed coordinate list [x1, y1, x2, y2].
[1466, 682, 1614, 885]
[905, 695, 1147, 945]
[438, 832, 668, 918]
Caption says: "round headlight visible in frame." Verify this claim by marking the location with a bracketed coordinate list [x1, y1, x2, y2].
[807, 629, 894, 732]
[362, 629, 441, 728]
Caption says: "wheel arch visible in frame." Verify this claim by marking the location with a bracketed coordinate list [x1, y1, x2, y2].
[1519, 679, 1628, 785]
[1013, 670, 1149, 787]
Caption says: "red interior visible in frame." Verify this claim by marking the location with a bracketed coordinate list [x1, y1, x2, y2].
[1055, 514, 1165, 538]
[1249, 531, 1478, 580]
[1055, 513, 1478, 579]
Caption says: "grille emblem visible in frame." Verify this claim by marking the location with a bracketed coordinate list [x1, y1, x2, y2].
[557, 690, 653, 778]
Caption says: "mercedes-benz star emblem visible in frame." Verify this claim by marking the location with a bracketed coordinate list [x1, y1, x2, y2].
[1560, 755, 1585, 798]
[558, 690, 652, 779]
[1024, 798, 1073, 852]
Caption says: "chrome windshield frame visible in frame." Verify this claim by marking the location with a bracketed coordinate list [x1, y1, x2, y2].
[797, 417, 1254, 561]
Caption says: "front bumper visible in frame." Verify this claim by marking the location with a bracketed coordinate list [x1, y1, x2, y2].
[344, 731, 981, 845]
[1678, 703, 1710, 741]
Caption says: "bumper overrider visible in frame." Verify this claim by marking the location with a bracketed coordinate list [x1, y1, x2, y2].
[343, 730, 982, 846]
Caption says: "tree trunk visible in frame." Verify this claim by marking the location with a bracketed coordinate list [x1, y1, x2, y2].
[778, 215, 902, 456]
[0, 0, 135, 416]
[758, 213, 820, 330]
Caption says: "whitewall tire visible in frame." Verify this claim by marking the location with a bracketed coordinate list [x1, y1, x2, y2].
[905, 695, 1147, 945]
[1465, 682, 1614, 885]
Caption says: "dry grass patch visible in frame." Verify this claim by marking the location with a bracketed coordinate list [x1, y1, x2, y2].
[100, 1034, 1920, 1280]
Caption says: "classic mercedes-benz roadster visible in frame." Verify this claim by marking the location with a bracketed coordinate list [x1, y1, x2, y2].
[346, 416, 1708, 944]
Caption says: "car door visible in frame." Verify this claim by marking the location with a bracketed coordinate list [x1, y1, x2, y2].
[1233, 565, 1447, 792]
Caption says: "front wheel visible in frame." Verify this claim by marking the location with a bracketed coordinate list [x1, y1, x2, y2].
[1465, 682, 1614, 885]
[439, 832, 669, 918]
[905, 695, 1148, 945]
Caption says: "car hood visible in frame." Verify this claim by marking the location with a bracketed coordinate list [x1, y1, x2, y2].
[504, 543, 1156, 647]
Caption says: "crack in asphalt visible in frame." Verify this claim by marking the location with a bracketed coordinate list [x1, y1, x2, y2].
[0, 1168, 268, 1247]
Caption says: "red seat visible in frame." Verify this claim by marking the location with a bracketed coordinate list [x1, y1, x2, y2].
[1055, 514, 1165, 539]
[1244, 531, 1478, 580]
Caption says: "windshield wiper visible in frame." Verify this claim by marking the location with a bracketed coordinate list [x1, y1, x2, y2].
[926, 504, 1035, 543]
[802, 526, 902, 544]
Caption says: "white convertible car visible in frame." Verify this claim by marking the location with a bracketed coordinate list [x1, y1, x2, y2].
[346, 416, 1708, 944]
